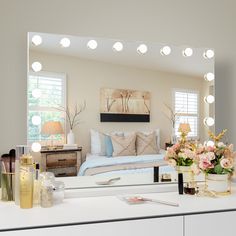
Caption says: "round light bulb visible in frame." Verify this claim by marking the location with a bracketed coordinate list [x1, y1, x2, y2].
[137, 44, 148, 54]
[204, 49, 214, 59]
[31, 142, 41, 152]
[183, 47, 193, 57]
[32, 35, 42, 46]
[31, 61, 42, 72]
[204, 72, 215, 82]
[206, 140, 215, 147]
[32, 88, 42, 98]
[60, 38, 71, 48]
[32, 115, 41, 125]
[160, 46, 171, 56]
[204, 117, 215, 127]
[113, 42, 123, 52]
[204, 95, 215, 104]
[87, 40, 98, 50]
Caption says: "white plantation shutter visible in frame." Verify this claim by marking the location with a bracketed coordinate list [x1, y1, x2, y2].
[27, 72, 66, 144]
[173, 89, 199, 138]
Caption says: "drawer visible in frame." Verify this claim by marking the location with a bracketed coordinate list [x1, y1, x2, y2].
[46, 152, 77, 167]
[47, 166, 77, 177]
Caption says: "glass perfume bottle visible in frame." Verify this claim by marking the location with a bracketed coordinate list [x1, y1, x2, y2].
[20, 154, 34, 209]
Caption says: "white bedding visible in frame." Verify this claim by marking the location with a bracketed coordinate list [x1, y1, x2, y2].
[78, 150, 167, 176]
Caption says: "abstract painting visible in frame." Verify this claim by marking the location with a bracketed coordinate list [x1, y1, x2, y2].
[100, 88, 150, 122]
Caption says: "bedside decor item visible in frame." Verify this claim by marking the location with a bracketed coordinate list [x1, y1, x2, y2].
[178, 123, 191, 143]
[41, 121, 64, 149]
[100, 88, 150, 122]
[196, 130, 235, 195]
[57, 102, 86, 145]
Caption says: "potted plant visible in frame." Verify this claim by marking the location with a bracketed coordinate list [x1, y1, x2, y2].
[196, 130, 235, 194]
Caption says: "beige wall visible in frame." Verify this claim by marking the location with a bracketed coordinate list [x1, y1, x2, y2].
[1, 0, 236, 155]
[30, 51, 206, 154]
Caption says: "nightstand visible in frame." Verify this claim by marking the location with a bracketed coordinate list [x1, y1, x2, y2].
[40, 147, 82, 177]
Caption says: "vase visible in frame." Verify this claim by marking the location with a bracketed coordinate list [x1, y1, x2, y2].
[67, 130, 75, 145]
[205, 173, 231, 194]
[176, 166, 194, 183]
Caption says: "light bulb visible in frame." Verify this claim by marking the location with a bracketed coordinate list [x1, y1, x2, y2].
[32, 35, 42, 46]
[204, 95, 215, 104]
[87, 40, 98, 49]
[32, 115, 41, 125]
[160, 46, 171, 56]
[204, 49, 214, 59]
[206, 140, 215, 147]
[204, 117, 215, 127]
[137, 44, 148, 54]
[32, 88, 42, 98]
[31, 62, 42, 72]
[113, 42, 123, 52]
[60, 38, 71, 48]
[31, 142, 41, 152]
[183, 47, 193, 57]
[204, 72, 215, 82]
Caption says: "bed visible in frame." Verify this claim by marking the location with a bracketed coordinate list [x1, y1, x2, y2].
[78, 149, 171, 176]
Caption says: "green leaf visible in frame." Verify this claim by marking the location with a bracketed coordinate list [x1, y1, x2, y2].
[214, 164, 223, 174]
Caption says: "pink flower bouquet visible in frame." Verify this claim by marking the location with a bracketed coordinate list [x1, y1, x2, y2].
[196, 142, 235, 175]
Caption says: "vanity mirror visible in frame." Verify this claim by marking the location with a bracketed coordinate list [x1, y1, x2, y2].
[27, 32, 214, 189]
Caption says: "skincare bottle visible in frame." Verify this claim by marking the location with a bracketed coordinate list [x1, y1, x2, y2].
[20, 154, 34, 209]
[15, 145, 29, 205]
[33, 163, 40, 205]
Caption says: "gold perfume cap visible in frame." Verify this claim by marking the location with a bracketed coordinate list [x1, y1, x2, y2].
[20, 154, 33, 165]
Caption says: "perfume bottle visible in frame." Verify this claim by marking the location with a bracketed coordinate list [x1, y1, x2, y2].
[20, 154, 34, 209]
[33, 163, 40, 205]
[15, 145, 29, 205]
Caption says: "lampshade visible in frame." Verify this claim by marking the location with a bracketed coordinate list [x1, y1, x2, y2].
[178, 123, 191, 134]
[41, 121, 64, 135]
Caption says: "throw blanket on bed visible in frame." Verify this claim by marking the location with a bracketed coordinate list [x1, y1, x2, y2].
[78, 154, 167, 176]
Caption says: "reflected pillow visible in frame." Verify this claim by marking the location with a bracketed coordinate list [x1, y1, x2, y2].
[111, 133, 136, 157]
[105, 135, 114, 157]
[136, 132, 159, 155]
[90, 129, 106, 156]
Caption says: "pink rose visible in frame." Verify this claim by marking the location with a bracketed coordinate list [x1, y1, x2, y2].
[220, 158, 233, 169]
[199, 154, 214, 170]
[168, 159, 177, 167]
[172, 143, 180, 151]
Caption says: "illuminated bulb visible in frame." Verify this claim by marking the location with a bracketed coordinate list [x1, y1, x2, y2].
[113, 42, 123, 52]
[160, 46, 171, 56]
[206, 140, 215, 147]
[31, 142, 41, 152]
[32, 115, 41, 125]
[137, 44, 148, 54]
[204, 117, 215, 127]
[31, 62, 42, 72]
[32, 35, 42, 46]
[183, 47, 193, 57]
[60, 38, 71, 48]
[204, 95, 215, 104]
[204, 72, 215, 82]
[204, 49, 214, 59]
[87, 40, 98, 49]
[32, 88, 42, 98]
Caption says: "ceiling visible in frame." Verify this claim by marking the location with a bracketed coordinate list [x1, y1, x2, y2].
[29, 32, 214, 78]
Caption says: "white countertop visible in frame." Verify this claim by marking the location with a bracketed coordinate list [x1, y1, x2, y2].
[1, 185, 236, 232]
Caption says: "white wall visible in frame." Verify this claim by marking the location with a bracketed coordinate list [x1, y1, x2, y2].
[30, 51, 206, 153]
[1, 0, 236, 154]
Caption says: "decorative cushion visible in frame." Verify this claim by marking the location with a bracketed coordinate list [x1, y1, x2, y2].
[90, 129, 106, 156]
[136, 132, 159, 155]
[111, 133, 136, 157]
[104, 135, 114, 157]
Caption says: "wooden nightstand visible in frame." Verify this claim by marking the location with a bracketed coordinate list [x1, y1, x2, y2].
[40, 147, 82, 177]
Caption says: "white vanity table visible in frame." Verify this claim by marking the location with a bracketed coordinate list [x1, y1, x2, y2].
[1, 184, 236, 236]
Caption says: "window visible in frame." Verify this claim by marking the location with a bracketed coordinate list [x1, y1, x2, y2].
[173, 89, 199, 138]
[27, 71, 66, 145]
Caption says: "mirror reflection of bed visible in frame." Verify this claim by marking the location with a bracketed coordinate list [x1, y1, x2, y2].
[28, 32, 214, 188]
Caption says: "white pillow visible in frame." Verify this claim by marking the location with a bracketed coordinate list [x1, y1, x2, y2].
[90, 129, 106, 155]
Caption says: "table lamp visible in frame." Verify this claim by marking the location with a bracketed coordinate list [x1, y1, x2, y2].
[41, 121, 64, 149]
[178, 123, 191, 143]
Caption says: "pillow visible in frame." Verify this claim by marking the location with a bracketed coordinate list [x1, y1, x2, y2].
[138, 129, 160, 152]
[110, 133, 136, 157]
[136, 132, 159, 155]
[104, 135, 113, 157]
[90, 129, 106, 156]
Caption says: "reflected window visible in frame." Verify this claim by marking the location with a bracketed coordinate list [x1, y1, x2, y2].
[27, 72, 66, 145]
[173, 89, 199, 138]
